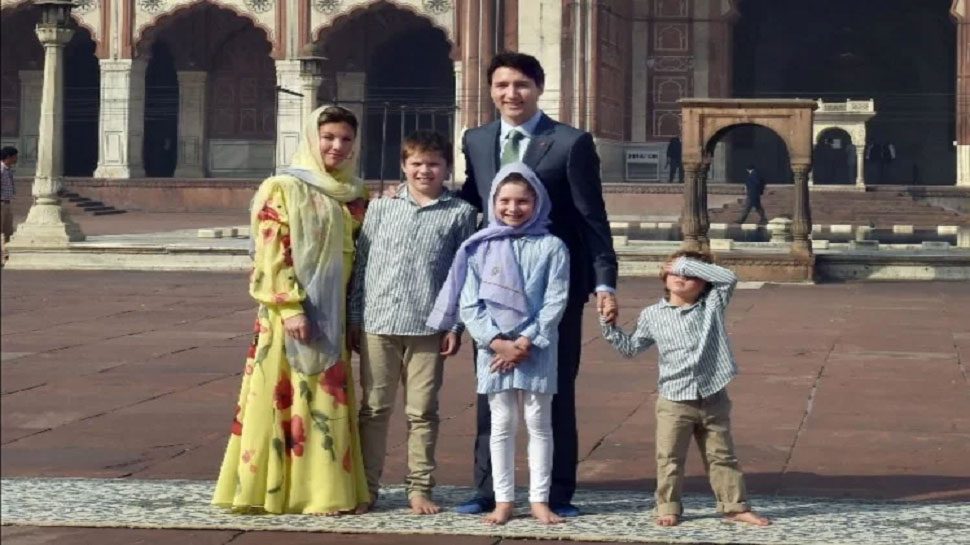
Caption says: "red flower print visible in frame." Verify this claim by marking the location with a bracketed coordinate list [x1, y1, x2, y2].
[346, 198, 367, 223]
[257, 203, 281, 223]
[247, 341, 257, 359]
[261, 227, 274, 242]
[274, 375, 294, 410]
[342, 447, 352, 473]
[273, 293, 289, 304]
[245, 363, 254, 375]
[231, 405, 243, 436]
[319, 360, 348, 407]
[283, 415, 306, 457]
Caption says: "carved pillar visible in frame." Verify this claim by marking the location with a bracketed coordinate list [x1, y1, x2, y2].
[93, 59, 147, 178]
[9, 25, 84, 247]
[681, 162, 703, 251]
[275, 59, 302, 168]
[956, 19, 969, 186]
[17, 70, 43, 177]
[698, 155, 712, 251]
[173, 71, 206, 178]
[855, 146, 865, 188]
[791, 164, 813, 257]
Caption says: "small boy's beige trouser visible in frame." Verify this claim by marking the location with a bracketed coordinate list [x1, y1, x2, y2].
[358, 333, 444, 500]
[654, 390, 750, 516]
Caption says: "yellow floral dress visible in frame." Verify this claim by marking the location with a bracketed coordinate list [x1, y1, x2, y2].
[212, 181, 370, 514]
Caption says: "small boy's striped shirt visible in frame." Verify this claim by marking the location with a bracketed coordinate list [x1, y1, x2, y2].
[601, 257, 739, 401]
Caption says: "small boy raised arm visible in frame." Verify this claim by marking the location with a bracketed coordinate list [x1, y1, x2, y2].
[349, 130, 478, 514]
[600, 251, 770, 527]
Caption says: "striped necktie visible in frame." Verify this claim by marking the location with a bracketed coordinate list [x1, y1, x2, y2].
[500, 129, 525, 165]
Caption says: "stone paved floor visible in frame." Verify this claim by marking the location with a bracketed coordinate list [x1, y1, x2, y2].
[1, 272, 969, 544]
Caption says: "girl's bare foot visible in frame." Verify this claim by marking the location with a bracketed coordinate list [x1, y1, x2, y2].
[725, 511, 771, 526]
[483, 502, 515, 525]
[657, 514, 679, 526]
[530, 502, 564, 525]
[409, 495, 442, 515]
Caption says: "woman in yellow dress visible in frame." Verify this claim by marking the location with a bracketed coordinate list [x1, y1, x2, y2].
[213, 105, 370, 515]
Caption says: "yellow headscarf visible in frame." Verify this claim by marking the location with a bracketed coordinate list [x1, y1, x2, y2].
[251, 105, 363, 375]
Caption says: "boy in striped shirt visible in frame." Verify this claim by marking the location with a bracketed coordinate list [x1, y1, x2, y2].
[600, 250, 770, 527]
[349, 130, 478, 515]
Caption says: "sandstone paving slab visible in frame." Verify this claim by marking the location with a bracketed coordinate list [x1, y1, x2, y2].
[231, 533, 498, 545]
[1, 526, 241, 545]
[132, 438, 227, 481]
[4, 478, 968, 545]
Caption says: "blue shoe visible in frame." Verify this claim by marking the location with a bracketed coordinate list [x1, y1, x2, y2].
[550, 503, 581, 518]
[455, 496, 496, 515]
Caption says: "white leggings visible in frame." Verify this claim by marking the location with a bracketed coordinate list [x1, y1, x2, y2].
[488, 390, 554, 503]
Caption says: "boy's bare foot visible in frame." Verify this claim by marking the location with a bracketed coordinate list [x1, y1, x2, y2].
[657, 514, 680, 526]
[724, 511, 771, 526]
[409, 495, 442, 515]
[530, 502, 564, 525]
[483, 502, 515, 525]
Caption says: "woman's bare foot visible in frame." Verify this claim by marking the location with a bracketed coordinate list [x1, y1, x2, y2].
[657, 514, 680, 526]
[409, 495, 442, 515]
[483, 502, 515, 525]
[354, 501, 374, 515]
[724, 511, 771, 526]
[530, 502, 564, 525]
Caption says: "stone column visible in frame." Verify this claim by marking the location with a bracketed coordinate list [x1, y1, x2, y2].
[698, 156, 712, 251]
[680, 162, 703, 251]
[855, 145, 865, 188]
[791, 164, 813, 257]
[9, 25, 84, 246]
[172, 71, 207, 178]
[275, 59, 302, 168]
[93, 59, 147, 178]
[17, 70, 43, 177]
[955, 18, 968, 186]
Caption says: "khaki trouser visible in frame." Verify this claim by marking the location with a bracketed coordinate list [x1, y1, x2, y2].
[655, 390, 749, 516]
[358, 332, 444, 499]
[1, 201, 13, 242]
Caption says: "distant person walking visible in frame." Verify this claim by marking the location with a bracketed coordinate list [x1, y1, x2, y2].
[735, 165, 767, 224]
[666, 137, 684, 183]
[0, 146, 18, 243]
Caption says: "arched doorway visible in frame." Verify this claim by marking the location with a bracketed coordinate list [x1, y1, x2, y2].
[0, 5, 100, 176]
[813, 128, 854, 185]
[708, 124, 793, 184]
[143, 40, 178, 177]
[733, 0, 956, 184]
[138, 3, 276, 178]
[315, 2, 456, 181]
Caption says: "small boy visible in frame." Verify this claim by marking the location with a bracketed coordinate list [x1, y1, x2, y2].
[599, 251, 770, 527]
[349, 130, 478, 515]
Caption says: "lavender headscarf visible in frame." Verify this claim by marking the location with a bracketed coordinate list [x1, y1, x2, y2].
[426, 162, 552, 332]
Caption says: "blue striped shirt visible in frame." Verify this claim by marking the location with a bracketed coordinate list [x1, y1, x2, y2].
[601, 257, 739, 401]
[349, 185, 478, 336]
[460, 234, 570, 395]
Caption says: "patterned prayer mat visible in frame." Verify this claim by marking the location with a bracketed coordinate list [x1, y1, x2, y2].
[2, 478, 968, 544]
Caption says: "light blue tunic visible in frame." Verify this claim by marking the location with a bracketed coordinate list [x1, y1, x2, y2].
[459, 234, 570, 395]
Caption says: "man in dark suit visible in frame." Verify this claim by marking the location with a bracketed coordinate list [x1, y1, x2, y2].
[736, 164, 767, 224]
[455, 51, 619, 518]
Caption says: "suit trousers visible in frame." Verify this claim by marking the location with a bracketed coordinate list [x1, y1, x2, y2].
[736, 197, 766, 224]
[654, 390, 749, 516]
[473, 296, 585, 504]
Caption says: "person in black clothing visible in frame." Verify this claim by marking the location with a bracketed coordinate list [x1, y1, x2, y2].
[735, 165, 767, 224]
[666, 137, 684, 183]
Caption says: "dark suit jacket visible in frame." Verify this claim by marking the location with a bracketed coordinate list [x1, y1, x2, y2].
[745, 169, 764, 199]
[458, 114, 618, 299]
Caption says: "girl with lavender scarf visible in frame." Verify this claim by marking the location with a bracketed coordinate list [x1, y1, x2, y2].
[427, 162, 570, 525]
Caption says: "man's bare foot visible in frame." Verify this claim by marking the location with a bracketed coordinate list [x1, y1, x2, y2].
[657, 514, 679, 526]
[409, 495, 442, 515]
[483, 502, 515, 525]
[725, 511, 771, 526]
[530, 502, 564, 525]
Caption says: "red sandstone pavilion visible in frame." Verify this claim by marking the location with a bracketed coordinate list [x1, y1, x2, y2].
[0, 0, 966, 186]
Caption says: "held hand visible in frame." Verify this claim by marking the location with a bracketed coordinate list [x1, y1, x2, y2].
[348, 324, 362, 354]
[440, 331, 461, 356]
[513, 336, 532, 357]
[597, 291, 619, 325]
[489, 338, 527, 363]
[283, 314, 311, 344]
[489, 355, 517, 373]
